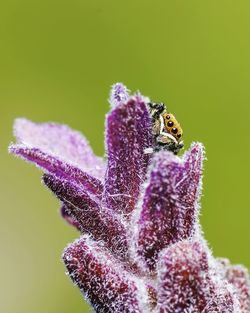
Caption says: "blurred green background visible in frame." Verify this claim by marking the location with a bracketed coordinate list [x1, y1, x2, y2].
[1, 1, 250, 312]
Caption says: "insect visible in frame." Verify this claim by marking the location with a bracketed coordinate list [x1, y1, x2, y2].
[146, 102, 184, 154]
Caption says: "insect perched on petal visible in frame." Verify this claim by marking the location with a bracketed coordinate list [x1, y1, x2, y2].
[146, 102, 184, 154]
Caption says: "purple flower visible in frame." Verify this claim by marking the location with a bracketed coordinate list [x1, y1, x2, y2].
[9, 83, 250, 312]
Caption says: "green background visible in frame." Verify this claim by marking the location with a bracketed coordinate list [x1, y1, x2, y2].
[1, 1, 250, 312]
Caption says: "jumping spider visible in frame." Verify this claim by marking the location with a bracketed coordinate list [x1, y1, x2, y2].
[146, 102, 184, 155]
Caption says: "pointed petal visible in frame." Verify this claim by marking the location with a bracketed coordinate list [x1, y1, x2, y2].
[63, 236, 150, 313]
[218, 259, 250, 312]
[109, 83, 130, 107]
[157, 240, 237, 313]
[136, 143, 204, 271]
[43, 174, 128, 260]
[13, 118, 105, 178]
[104, 96, 153, 214]
[226, 266, 250, 312]
[9, 145, 103, 196]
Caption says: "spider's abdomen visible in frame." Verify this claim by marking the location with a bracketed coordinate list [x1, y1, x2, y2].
[163, 113, 183, 142]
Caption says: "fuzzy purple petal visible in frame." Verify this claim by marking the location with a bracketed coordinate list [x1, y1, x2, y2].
[43, 174, 128, 260]
[104, 96, 153, 214]
[63, 236, 150, 313]
[218, 259, 250, 312]
[157, 240, 238, 313]
[226, 266, 250, 312]
[13, 118, 105, 178]
[109, 83, 130, 107]
[9, 145, 103, 197]
[135, 143, 204, 272]
[60, 204, 81, 231]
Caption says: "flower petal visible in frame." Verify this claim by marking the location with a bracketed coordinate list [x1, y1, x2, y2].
[109, 82, 130, 108]
[135, 143, 204, 272]
[226, 266, 250, 312]
[43, 174, 128, 260]
[104, 96, 153, 214]
[63, 236, 150, 313]
[9, 144, 103, 197]
[218, 259, 250, 312]
[157, 240, 237, 313]
[60, 204, 81, 231]
[13, 118, 105, 178]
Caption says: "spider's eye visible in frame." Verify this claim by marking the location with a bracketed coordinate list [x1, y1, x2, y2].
[172, 127, 178, 134]
[177, 134, 182, 138]
[166, 115, 171, 119]
[167, 121, 174, 127]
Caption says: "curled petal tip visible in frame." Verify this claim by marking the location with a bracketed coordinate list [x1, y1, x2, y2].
[109, 82, 130, 108]
[187, 141, 205, 161]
